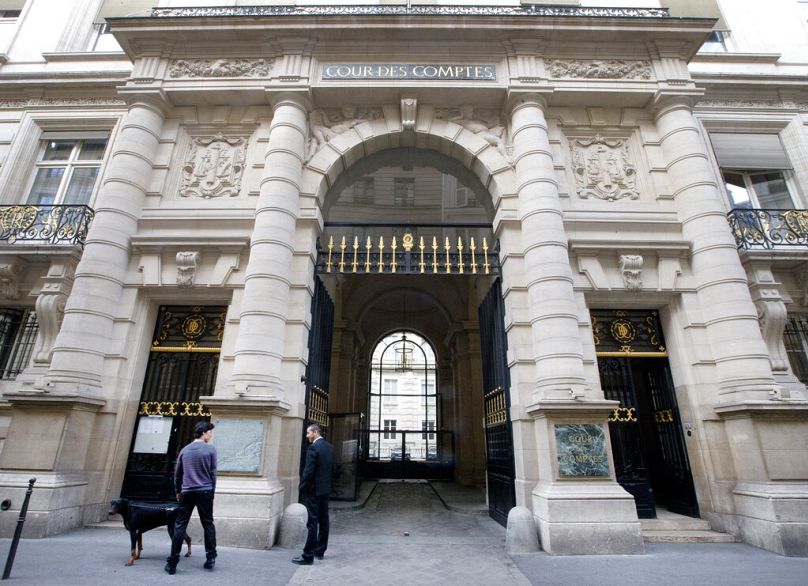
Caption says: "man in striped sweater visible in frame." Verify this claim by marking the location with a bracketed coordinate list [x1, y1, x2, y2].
[165, 421, 217, 575]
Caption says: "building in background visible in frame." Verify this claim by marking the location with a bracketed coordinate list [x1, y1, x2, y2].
[0, 0, 806, 557]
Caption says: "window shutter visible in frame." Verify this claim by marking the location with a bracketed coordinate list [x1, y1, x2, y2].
[0, 1, 25, 11]
[94, 0, 154, 24]
[709, 133, 791, 170]
[665, 0, 728, 31]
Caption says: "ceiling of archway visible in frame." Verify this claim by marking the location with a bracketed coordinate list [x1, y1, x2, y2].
[323, 147, 494, 223]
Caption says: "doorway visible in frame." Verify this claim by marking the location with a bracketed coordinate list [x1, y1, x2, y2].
[121, 305, 223, 501]
[593, 309, 699, 519]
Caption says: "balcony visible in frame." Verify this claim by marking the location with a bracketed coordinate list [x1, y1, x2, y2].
[0, 205, 94, 246]
[727, 209, 808, 250]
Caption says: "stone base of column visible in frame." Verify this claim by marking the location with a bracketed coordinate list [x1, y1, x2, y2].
[532, 480, 643, 555]
[0, 391, 106, 538]
[716, 401, 808, 557]
[200, 395, 291, 548]
[527, 399, 644, 555]
[730, 482, 808, 557]
[0, 471, 92, 538]
[185, 477, 286, 549]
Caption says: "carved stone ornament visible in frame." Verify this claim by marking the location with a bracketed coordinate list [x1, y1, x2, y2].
[755, 295, 790, 373]
[168, 58, 272, 78]
[570, 135, 639, 201]
[401, 98, 417, 131]
[306, 105, 383, 162]
[800, 266, 808, 307]
[546, 59, 652, 80]
[177, 251, 200, 287]
[435, 105, 512, 164]
[0, 97, 126, 109]
[153, 6, 670, 19]
[0, 261, 21, 300]
[32, 260, 74, 365]
[619, 255, 643, 291]
[180, 134, 246, 199]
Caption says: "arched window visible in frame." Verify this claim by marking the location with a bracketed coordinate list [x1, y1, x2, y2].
[367, 331, 438, 461]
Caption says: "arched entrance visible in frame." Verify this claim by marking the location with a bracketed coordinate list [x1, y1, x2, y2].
[301, 146, 516, 524]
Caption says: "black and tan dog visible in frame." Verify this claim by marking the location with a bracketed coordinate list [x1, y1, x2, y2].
[109, 498, 192, 566]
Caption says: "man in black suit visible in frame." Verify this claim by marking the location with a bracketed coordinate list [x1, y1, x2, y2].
[292, 423, 335, 565]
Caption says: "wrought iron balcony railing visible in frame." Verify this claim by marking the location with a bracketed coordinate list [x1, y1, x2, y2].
[727, 208, 808, 250]
[316, 222, 499, 276]
[0, 205, 94, 246]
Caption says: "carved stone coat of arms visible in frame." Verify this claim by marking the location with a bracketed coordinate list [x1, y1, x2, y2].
[180, 134, 246, 199]
[570, 135, 639, 201]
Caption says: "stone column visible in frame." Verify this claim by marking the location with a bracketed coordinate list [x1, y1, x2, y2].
[44, 96, 166, 392]
[200, 95, 308, 548]
[654, 96, 777, 401]
[0, 96, 165, 538]
[510, 95, 588, 401]
[509, 94, 642, 555]
[229, 95, 308, 398]
[655, 95, 808, 556]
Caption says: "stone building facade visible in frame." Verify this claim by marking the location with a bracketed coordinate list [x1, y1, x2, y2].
[0, 0, 806, 557]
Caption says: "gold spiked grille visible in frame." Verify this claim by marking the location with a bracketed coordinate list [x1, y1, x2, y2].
[317, 225, 499, 276]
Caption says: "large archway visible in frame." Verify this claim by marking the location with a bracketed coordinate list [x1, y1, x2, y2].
[302, 142, 516, 524]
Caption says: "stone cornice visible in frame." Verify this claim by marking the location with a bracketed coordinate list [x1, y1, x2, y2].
[200, 395, 291, 416]
[714, 400, 808, 419]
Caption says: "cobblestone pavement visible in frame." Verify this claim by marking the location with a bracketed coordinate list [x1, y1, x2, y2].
[288, 480, 529, 586]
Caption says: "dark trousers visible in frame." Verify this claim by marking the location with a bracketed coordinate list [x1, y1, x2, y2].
[302, 493, 330, 559]
[168, 489, 216, 565]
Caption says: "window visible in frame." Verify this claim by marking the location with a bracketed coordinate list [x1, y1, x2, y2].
[26, 135, 108, 206]
[351, 177, 374, 205]
[393, 178, 415, 207]
[723, 171, 793, 210]
[785, 316, 808, 385]
[700, 30, 727, 52]
[88, 23, 122, 52]
[383, 419, 397, 440]
[421, 420, 435, 440]
[455, 185, 477, 208]
[0, 309, 38, 379]
[709, 133, 797, 210]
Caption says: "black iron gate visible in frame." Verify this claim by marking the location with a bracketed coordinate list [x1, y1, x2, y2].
[478, 278, 515, 527]
[121, 305, 224, 502]
[593, 310, 698, 519]
[300, 277, 335, 473]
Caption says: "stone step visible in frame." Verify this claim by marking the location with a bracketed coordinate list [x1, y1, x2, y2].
[642, 529, 737, 543]
[86, 520, 124, 529]
[640, 517, 711, 532]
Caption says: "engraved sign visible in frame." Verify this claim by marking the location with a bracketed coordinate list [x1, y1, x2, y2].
[215, 418, 264, 473]
[554, 423, 610, 478]
[323, 64, 496, 81]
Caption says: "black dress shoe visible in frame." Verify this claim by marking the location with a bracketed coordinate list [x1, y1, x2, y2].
[291, 556, 314, 565]
[164, 563, 177, 575]
[314, 554, 324, 560]
[204, 558, 215, 570]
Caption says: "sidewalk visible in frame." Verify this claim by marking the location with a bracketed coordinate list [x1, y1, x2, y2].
[0, 481, 805, 586]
